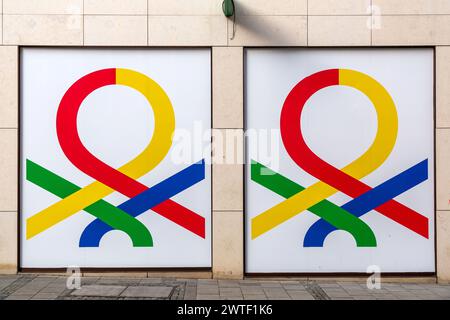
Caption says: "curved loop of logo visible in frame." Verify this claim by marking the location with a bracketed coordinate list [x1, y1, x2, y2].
[251, 69, 429, 245]
[57, 68, 175, 200]
[26, 68, 206, 246]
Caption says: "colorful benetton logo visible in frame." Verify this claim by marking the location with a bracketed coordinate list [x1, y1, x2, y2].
[26, 68, 206, 247]
[251, 68, 429, 247]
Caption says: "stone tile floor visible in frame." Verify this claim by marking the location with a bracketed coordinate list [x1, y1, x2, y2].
[1, 274, 450, 300]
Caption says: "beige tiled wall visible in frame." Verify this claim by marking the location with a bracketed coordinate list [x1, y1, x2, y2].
[85, 0, 147, 15]
[0, 45, 18, 274]
[0, 0, 448, 47]
[3, 0, 83, 15]
[308, 0, 371, 15]
[372, 0, 450, 15]
[211, 127, 244, 278]
[0, 0, 448, 281]
[148, 16, 227, 46]
[308, 15, 370, 46]
[85, 15, 147, 46]
[212, 47, 243, 128]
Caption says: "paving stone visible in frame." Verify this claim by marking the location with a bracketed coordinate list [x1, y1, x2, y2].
[318, 283, 341, 288]
[39, 286, 66, 295]
[0, 279, 16, 290]
[264, 292, 290, 299]
[239, 280, 261, 285]
[138, 278, 163, 285]
[2, 275, 450, 301]
[219, 280, 241, 287]
[241, 288, 265, 295]
[197, 279, 217, 285]
[259, 282, 283, 288]
[428, 288, 450, 296]
[197, 286, 223, 293]
[322, 289, 349, 295]
[35, 276, 56, 281]
[197, 283, 218, 288]
[393, 296, 420, 300]
[80, 278, 100, 285]
[198, 286, 219, 290]
[344, 289, 376, 295]
[0, 276, 18, 280]
[280, 281, 300, 285]
[5, 295, 33, 300]
[240, 285, 262, 289]
[197, 289, 219, 295]
[197, 294, 220, 300]
[263, 288, 288, 294]
[287, 292, 315, 300]
[419, 295, 441, 300]
[243, 294, 268, 300]
[357, 296, 378, 300]
[220, 296, 244, 300]
[283, 285, 306, 290]
[97, 278, 141, 286]
[120, 286, 173, 298]
[326, 292, 352, 298]
[400, 284, 426, 289]
[220, 288, 242, 294]
[31, 293, 59, 300]
[340, 283, 365, 288]
[198, 283, 219, 288]
[71, 285, 126, 297]
[371, 294, 397, 299]
[385, 287, 408, 292]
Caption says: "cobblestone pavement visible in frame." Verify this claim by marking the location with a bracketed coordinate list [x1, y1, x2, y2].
[1, 275, 450, 300]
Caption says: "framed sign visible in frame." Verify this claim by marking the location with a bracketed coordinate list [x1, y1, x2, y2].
[245, 48, 435, 273]
[20, 48, 211, 268]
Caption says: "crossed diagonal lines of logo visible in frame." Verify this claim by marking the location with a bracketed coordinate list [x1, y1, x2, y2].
[251, 69, 429, 247]
[26, 68, 206, 247]
[26, 68, 429, 249]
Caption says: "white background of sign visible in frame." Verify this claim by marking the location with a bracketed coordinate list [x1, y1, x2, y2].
[245, 48, 435, 273]
[21, 48, 211, 268]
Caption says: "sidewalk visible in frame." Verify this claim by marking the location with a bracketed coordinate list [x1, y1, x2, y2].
[1, 274, 450, 300]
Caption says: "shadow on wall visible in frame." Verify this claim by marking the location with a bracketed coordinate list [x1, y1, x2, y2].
[231, 0, 303, 44]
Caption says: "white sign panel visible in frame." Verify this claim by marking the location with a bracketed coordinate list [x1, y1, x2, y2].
[245, 49, 435, 273]
[21, 48, 211, 268]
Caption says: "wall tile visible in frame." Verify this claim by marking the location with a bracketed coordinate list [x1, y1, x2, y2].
[235, 0, 307, 16]
[0, 46, 18, 128]
[84, 15, 147, 46]
[308, 15, 371, 46]
[212, 129, 243, 211]
[437, 129, 450, 211]
[0, 212, 17, 274]
[373, 0, 450, 15]
[0, 129, 17, 211]
[3, 0, 82, 14]
[148, 16, 227, 46]
[309, 0, 371, 15]
[3, 15, 83, 45]
[372, 15, 450, 46]
[148, 0, 222, 15]
[85, 0, 147, 15]
[213, 47, 243, 129]
[437, 47, 450, 128]
[213, 211, 243, 279]
[437, 211, 450, 282]
[229, 15, 307, 46]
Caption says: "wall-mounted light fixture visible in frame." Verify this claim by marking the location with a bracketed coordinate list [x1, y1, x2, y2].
[222, 0, 235, 17]
[222, 0, 236, 40]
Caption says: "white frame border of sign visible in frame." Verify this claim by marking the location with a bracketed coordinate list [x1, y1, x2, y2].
[18, 47, 213, 270]
[243, 47, 436, 275]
